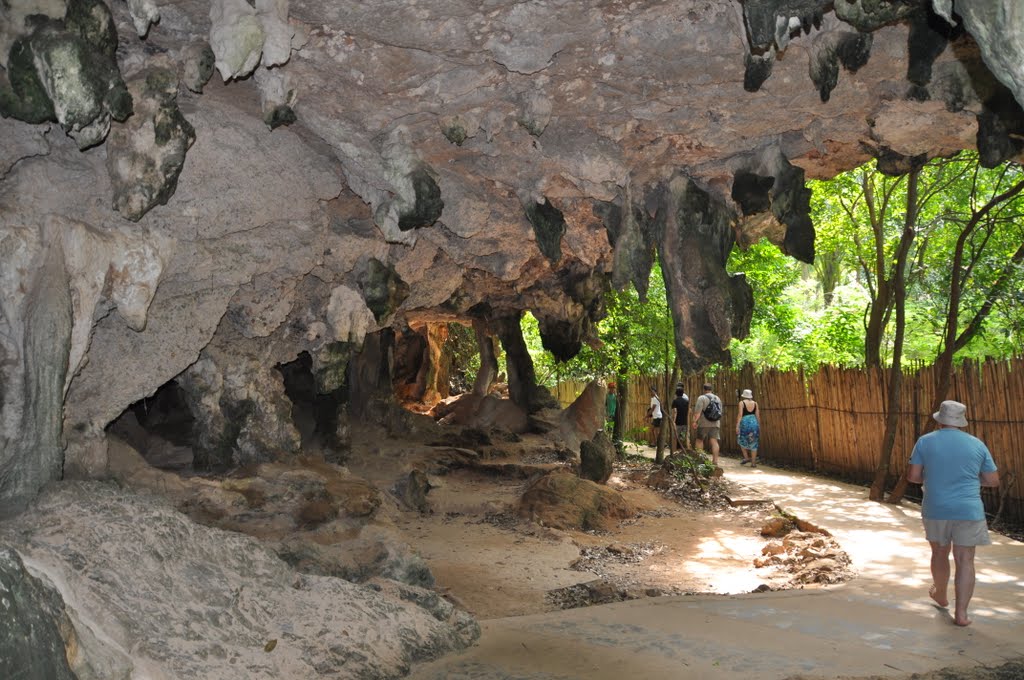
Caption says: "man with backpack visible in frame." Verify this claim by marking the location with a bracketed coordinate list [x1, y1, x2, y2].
[691, 383, 723, 467]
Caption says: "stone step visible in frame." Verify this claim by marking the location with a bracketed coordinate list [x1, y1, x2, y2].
[724, 480, 775, 507]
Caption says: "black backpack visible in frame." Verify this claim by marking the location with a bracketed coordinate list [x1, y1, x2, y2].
[702, 396, 722, 422]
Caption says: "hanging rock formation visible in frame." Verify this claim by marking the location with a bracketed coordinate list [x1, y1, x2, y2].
[2, 0, 1023, 512]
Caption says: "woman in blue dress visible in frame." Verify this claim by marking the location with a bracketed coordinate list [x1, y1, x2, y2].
[735, 389, 761, 467]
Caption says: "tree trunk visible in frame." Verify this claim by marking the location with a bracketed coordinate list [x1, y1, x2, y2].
[656, 360, 680, 463]
[613, 375, 628, 458]
[869, 169, 919, 501]
[869, 330, 905, 500]
[863, 279, 890, 368]
[860, 170, 910, 369]
[953, 243, 1024, 353]
[817, 250, 842, 307]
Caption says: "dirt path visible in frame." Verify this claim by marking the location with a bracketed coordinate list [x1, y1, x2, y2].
[404, 455, 1024, 680]
[387, 450, 805, 619]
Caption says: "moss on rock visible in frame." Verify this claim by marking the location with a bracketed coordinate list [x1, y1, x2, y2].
[64, 0, 119, 59]
[313, 342, 353, 394]
[518, 470, 636, 531]
[0, 12, 132, 148]
[0, 37, 56, 123]
[441, 120, 468, 145]
[524, 198, 566, 264]
[358, 259, 409, 322]
[264, 104, 297, 130]
[398, 166, 444, 231]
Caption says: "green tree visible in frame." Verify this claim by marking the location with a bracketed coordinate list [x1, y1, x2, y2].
[811, 153, 1024, 500]
[524, 258, 676, 384]
[887, 159, 1024, 502]
[729, 154, 1023, 501]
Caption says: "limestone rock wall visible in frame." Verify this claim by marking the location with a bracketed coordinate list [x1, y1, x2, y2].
[1, 0, 1023, 515]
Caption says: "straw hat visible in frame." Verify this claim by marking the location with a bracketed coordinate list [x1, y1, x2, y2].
[933, 400, 968, 427]
[740, 389, 753, 399]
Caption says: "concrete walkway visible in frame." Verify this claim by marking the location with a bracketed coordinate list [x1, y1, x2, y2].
[409, 457, 1024, 680]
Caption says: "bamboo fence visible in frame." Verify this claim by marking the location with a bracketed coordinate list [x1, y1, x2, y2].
[552, 358, 1024, 524]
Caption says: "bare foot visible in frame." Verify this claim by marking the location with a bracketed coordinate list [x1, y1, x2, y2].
[953, 614, 972, 627]
[929, 585, 949, 608]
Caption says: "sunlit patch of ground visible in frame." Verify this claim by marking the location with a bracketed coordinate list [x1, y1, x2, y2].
[390, 441, 844, 618]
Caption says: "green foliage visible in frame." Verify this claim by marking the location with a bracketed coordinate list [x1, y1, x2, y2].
[514, 154, 1024, 377]
[668, 452, 716, 482]
[731, 153, 1024, 369]
[623, 426, 650, 446]
[728, 239, 808, 368]
[444, 322, 481, 391]
[522, 259, 676, 386]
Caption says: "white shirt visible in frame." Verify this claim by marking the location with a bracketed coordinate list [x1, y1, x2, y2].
[649, 396, 663, 419]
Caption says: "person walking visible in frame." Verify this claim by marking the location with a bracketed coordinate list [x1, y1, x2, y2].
[670, 384, 690, 452]
[605, 381, 617, 432]
[691, 383, 722, 466]
[735, 388, 761, 467]
[906, 400, 1000, 627]
[646, 386, 663, 447]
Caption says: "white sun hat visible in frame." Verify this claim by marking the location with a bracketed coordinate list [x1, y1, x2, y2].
[933, 400, 968, 427]
[740, 389, 753, 399]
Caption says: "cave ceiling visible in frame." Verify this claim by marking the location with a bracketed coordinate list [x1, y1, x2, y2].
[2, 0, 1024, 501]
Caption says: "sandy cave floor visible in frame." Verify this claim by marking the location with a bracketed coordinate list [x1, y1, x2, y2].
[140, 425, 1023, 680]
[357, 444, 811, 620]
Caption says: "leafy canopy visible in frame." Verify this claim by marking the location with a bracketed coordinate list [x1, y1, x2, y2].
[730, 152, 1024, 369]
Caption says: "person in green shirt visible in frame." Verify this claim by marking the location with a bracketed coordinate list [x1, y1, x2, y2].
[605, 381, 617, 429]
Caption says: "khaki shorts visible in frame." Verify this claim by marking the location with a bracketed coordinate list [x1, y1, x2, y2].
[922, 519, 991, 547]
[696, 425, 720, 441]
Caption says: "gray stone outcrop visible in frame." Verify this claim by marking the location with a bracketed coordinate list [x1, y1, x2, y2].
[106, 66, 196, 221]
[932, 1, 1024, 107]
[0, 548, 78, 680]
[0, 482, 479, 679]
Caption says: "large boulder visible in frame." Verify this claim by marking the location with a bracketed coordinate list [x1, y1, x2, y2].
[558, 379, 607, 452]
[276, 525, 434, 587]
[518, 470, 636, 531]
[0, 482, 478, 679]
[0, 545, 134, 680]
[436, 392, 529, 434]
[579, 430, 615, 484]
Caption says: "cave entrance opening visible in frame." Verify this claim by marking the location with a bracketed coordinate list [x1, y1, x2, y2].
[106, 380, 195, 470]
[276, 351, 346, 453]
[392, 321, 480, 417]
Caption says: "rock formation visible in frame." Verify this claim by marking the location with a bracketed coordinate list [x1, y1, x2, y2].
[0, 0, 1021, 510]
[3, 1, 1024, 674]
[1, 482, 478, 679]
